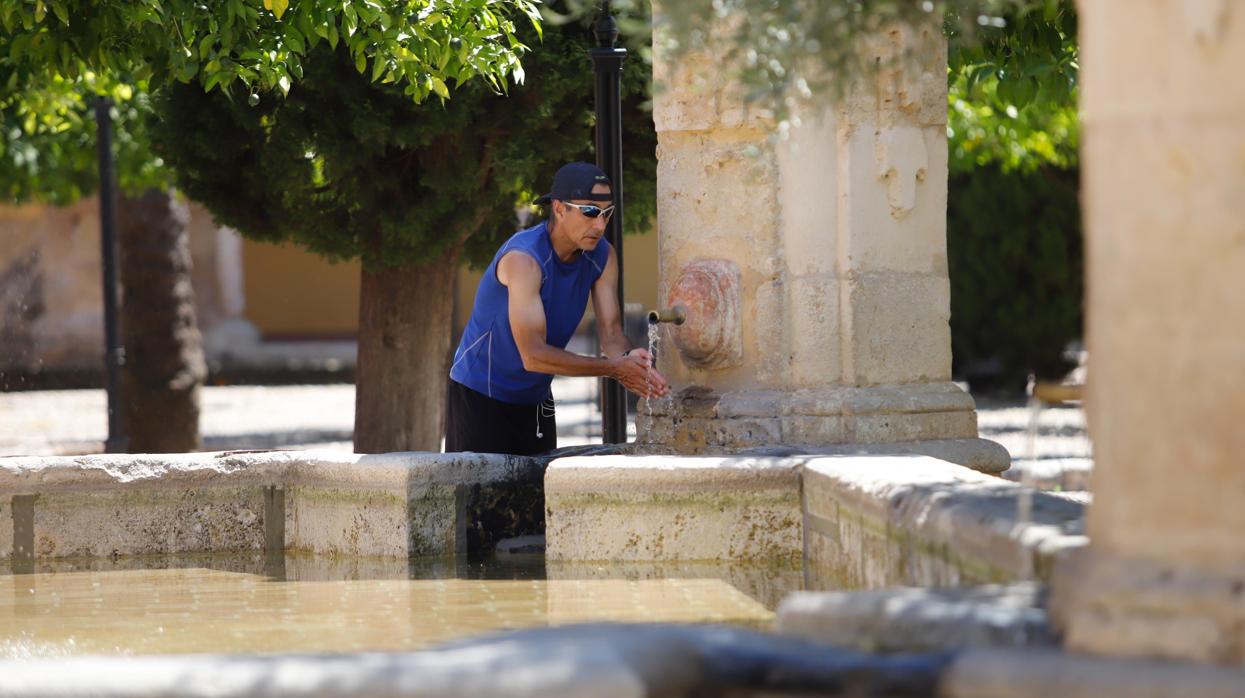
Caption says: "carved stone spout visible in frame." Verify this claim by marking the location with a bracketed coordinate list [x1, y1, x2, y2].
[665, 259, 742, 370]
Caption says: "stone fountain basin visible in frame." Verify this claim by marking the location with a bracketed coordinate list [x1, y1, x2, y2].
[2, 448, 1083, 591]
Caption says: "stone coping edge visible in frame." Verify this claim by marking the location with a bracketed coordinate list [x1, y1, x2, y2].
[0, 626, 1240, 698]
[945, 647, 1245, 698]
[0, 624, 952, 698]
[0, 450, 545, 495]
[545, 455, 803, 494]
[647, 382, 979, 419]
[803, 456, 1087, 579]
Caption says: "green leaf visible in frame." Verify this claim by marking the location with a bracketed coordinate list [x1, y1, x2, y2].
[50, 1, 69, 25]
[1011, 77, 1038, 109]
[342, 5, 358, 36]
[285, 26, 305, 53]
[371, 56, 386, 82]
[271, 0, 289, 20]
[355, 50, 367, 74]
[429, 75, 449, 99]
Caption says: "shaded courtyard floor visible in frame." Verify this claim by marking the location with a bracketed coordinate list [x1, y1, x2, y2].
[0, 380, 1092, 493]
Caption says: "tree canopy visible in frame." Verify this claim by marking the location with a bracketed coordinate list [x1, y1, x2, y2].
[148, 13, 656, 269]
[0, 0, 542, 205]
[1, 0, 539, 100]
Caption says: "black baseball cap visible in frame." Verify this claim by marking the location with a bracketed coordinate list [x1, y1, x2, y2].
[534, 162, 613, 205]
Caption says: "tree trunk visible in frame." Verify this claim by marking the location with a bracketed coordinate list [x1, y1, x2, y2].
[354, 248, 459, 453]
[117, 189, 207, 452]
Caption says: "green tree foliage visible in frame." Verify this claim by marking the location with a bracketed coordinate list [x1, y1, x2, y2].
[1, 0, 538, 101]
[947, 0, 1078, 173]
[0, 0, 542, 205]
[148, 15, 655, 271]
[0, 74, 167, 203]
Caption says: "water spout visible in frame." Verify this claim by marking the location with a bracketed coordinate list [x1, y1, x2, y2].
[647, 306, 686, 325]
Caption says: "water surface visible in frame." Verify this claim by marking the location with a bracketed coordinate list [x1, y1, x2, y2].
[0, 554, 789, 657]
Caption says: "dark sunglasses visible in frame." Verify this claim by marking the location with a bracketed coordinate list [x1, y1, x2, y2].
[562, 201, 615, 220]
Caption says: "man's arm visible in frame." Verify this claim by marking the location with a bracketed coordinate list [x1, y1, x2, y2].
[500, 251, 665, 397]
[591, 246, 632, 360]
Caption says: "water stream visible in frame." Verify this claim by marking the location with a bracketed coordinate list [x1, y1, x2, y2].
[643, 321, 672, 419]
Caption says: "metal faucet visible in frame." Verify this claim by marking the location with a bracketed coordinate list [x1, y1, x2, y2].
[647, 306, 687, 325]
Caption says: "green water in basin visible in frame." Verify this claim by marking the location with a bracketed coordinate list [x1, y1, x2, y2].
[0, 554, 799, 658]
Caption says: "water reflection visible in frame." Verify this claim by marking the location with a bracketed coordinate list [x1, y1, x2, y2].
[0, 554, 785, 657]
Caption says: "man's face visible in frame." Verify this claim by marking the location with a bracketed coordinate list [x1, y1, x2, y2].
[557, 184, 613, 252]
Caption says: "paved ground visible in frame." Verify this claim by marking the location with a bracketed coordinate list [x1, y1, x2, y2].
[0, 382, 1092, 491]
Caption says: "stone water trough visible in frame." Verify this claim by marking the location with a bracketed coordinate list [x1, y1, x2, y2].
[0, 445, 1121, 697]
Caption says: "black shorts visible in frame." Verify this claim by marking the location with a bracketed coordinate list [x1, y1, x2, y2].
[444, 379, 557, 455]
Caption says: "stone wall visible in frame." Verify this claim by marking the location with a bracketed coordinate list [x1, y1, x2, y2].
[545, 453, 1085, 591]
[0, 451, 544, 562]
[0, 197, 247, 377]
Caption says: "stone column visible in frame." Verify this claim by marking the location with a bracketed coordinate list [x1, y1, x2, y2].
[639, 8, 1006, 472]
[1052, 0, 1245, 666]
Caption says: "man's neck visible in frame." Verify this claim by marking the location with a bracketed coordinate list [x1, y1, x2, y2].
[547, 219, 581, 263]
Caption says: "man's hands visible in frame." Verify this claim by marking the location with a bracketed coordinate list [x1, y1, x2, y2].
[610, 348, 671, 399]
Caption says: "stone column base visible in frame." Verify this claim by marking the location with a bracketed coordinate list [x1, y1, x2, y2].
[636, 382, 1009, 474]
[1051, 548, 1245, 666]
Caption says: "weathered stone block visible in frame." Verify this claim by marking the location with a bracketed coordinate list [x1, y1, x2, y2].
[285, 486, 430, 558]
[841, 22, 949, 129]
[847, 410, 977, 443]
[545, 455, 803, 562]
[0, 496, 11, 559]
[777, 109, 840, 278]
[845, 272, 952, 384]
[780, 415, 847, 445]
[30, 488, 267, 558]
[840, 125, 949, 274]
[655, 131, 779, 271]
[751, 278, 791, 387]
[802, 456, 1086, 584]
[788, 274, 843, 387]
[946, 646, 1245, 698]
[778, 584, 1055, 653]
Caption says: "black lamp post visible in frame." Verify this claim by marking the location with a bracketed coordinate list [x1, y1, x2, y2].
[94, 97, 127, 454]
[591, 1, 629, 444]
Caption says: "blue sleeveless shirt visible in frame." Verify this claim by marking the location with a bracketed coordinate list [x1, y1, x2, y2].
[450, 221, 611, 405]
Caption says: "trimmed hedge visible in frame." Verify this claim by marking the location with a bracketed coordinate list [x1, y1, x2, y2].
[948, 166, 1083, 392]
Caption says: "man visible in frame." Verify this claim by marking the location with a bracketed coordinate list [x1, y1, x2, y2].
[445, 162, 670, 455]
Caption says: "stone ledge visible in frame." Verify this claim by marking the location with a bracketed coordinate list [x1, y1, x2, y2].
[546, 455, 803, 562]
[737, 439, 1010, 474]
[1051, 547, 1245, 666]
[2, 451, 545, 561]
[776, 583, 1056, 653]
[1001, 458, 1092, 492]
[0, 624, 951, 698]
[0, 450, 540, 494]
[544, 455, 802, 494]
[945, 647, 1245, 698]
[803, 456, 1086, 584]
